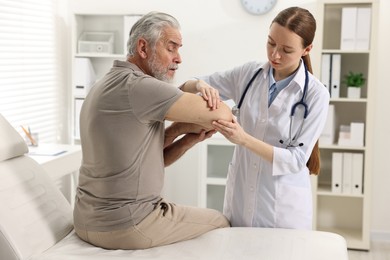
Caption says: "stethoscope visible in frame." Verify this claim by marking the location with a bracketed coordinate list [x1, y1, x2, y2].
[231, 63, 309, 148]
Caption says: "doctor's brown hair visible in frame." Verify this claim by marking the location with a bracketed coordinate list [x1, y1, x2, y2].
[272, 6, 321, 175]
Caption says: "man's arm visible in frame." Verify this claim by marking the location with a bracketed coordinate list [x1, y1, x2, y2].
[163, 128, 215, 166]
[165, 92, 233, 130]
[162, 93, 232, 166]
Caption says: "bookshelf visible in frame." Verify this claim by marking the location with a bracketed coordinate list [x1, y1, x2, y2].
[71, 14, 141, 142]
[199, 137, 234, 212]
[313, 0, 377, 250]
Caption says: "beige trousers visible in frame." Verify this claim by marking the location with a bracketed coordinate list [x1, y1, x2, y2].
[75, 200, 230, 250]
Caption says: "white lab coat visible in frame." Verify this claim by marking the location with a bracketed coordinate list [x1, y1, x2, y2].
[200, 61, 330, 229]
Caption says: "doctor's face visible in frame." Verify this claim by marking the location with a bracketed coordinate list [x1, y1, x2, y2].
[267, 23, 311, 79]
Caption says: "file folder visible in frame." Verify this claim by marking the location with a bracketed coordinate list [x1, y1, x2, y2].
[74, 58, 96, 97]
[355, 7, 371, 50]
[342, 153, 353, 194]
[332, 152, 343, 194]
[320, 54, 331, 94]
[330, 54, 341, 99]
[340, 7, 357, 50]
[74, 98, 84, 140]
[352, 153, 363, 195]
[319, 104, 335, 145]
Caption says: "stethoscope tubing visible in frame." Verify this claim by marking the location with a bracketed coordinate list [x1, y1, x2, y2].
[234, 63, 309, 147]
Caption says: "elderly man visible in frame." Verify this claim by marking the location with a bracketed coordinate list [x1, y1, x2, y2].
[73, 11, 232, 250]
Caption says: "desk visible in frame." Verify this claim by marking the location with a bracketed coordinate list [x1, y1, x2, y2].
[29, 144, 82, 206]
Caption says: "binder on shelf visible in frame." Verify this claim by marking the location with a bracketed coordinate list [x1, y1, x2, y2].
[331, 152, 343, 194]
[352, 153, 364, 195]
[340, 7, 357, 50]
[74, 98, 84, 140]
[74, 58, 96, 97]
[355, 7, 371, 50]
[342, 152, 353, 194]
[330, 54, 341, 99]
[320, 53, 331, 93]
[319, 104, 335, 145]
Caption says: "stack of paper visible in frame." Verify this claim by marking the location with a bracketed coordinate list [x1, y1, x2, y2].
[338, 122, 365, 147]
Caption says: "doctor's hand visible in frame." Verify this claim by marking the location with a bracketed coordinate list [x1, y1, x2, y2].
[212, 117, 247, 145]
[196, 80, 221, 110]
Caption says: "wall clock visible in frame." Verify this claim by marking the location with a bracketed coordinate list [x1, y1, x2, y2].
[240, 0, 277, 15]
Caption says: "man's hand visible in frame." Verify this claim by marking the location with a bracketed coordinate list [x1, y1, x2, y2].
[164, 128, 216, 167]
[181, 129, 216, 147]
[164, 122, 209, 148]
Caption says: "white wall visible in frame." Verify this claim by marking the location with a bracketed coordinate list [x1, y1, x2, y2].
[370, 0, 390, 240]
[70, 0, 390, 238]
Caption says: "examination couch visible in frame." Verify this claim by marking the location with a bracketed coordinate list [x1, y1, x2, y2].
[0, 113, 348, 260]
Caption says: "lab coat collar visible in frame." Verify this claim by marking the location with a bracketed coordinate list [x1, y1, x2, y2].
[263, 59, 306, 93]
[291, 59, 307, 93]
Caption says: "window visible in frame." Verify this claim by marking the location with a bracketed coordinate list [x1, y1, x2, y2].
[0, 0, 67, 144]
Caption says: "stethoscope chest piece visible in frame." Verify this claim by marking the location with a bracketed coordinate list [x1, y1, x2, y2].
[232, 105, 240, 117]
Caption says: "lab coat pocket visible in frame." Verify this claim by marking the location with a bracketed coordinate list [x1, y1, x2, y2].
[275, 183, 312, 230]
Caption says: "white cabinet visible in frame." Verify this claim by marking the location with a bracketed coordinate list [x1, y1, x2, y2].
[71, 14, 141, 142]
[313, 0, 377, 250]
[199, 137, 234, 212]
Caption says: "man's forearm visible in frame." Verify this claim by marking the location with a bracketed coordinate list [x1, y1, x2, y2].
[163, 134, 196, 167]
[164, 122, 205, 148]
[164, 129, 215, 167]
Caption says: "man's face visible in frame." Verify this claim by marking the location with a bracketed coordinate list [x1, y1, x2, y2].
[148, 27, 182, 83]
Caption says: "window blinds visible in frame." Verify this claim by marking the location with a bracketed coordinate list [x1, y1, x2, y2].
[0, 0, 64, 144]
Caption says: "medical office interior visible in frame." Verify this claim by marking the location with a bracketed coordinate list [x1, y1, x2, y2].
[1, 0, 390, 258]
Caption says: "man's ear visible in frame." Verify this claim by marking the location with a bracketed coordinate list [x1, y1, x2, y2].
[137, 38, 148, 59]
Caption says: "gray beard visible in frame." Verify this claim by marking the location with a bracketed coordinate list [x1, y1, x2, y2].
[148, 53, 172, 83]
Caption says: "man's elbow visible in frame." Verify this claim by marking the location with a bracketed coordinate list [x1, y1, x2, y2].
[216, 102, 233, 122]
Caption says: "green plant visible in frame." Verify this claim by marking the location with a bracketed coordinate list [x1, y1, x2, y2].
[343, 71, 365, 88]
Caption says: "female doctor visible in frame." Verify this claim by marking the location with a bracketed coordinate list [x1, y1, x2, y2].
[181, 7, 330, 229]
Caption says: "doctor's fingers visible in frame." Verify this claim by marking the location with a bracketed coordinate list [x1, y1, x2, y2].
[212, 120, 237, 135]
[203, 89, 221, 110]
[213, 122, 241, 144]
[196, 81, 220, 110]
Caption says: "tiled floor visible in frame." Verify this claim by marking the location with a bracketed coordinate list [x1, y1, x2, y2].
[348, 241, 390, 260]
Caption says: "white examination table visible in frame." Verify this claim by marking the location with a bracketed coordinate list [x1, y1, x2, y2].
[33, 227, 348, 260]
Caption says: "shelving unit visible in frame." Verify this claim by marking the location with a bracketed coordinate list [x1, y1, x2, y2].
[313, 0, 377, 250]
[71, 14, 141, 142]
[199, 137, 235, 213]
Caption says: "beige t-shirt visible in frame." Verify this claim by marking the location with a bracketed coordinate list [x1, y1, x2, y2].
[73, 60, 183, 232]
